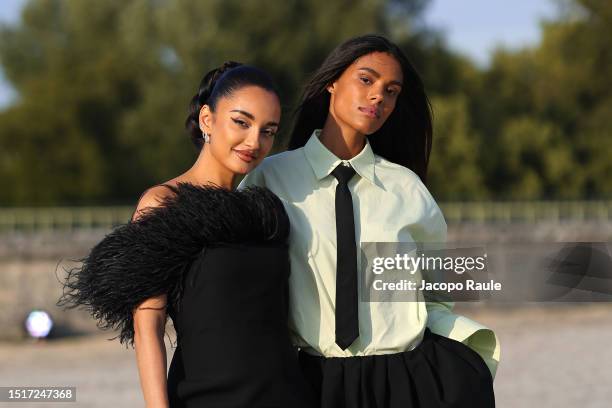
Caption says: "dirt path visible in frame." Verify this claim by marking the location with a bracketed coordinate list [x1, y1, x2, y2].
[1, 304, 611, 407]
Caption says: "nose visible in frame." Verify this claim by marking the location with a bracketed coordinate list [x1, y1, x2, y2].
[369, 87, 384, 104]
[243, 128, 261, 150]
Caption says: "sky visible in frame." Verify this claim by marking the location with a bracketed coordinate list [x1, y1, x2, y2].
[0, 0, 558, 108]
[423, 0, 558, 65]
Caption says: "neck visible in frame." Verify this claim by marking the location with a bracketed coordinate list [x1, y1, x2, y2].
[319, 115, 366, 160]
[186, 147, 237, 190]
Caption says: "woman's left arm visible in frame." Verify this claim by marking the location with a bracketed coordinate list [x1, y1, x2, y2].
[422, 196, 501, 379]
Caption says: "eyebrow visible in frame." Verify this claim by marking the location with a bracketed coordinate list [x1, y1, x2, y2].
[230, 109, 279, 127]
[357, 67, 403, 87]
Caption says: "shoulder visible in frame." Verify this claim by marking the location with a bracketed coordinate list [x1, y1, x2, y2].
[260, 148, 305, 172]
[375, 155, 447, 240]
[374, 155, 427, 191]
[132, 184, 178, 222]
[375, 154, 443, 211]
[241, 148, 307, 188]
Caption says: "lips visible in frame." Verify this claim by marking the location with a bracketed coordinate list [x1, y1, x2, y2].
[233, 149, 257, 163]
[358, 105, 381, 119]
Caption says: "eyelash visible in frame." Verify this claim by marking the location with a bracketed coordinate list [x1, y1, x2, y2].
[232, 118, 276, 136]
[232, 118, 249, 128]
[359, 77, 399, 96]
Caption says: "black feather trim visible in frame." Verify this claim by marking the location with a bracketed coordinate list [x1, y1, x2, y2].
[57, 183, 289, 346]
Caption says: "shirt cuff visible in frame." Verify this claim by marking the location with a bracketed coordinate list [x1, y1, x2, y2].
[426, 308, 500, 380]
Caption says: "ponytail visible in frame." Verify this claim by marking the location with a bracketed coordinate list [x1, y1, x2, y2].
[185, 61, 242, 149]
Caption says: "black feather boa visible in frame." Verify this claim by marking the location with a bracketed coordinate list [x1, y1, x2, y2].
[58, 183, 289, 346]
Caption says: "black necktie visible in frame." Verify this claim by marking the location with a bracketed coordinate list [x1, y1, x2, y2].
[331, 162, 359, 350]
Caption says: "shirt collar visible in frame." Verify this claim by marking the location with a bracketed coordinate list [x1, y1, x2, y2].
[304, 129, 376, 185]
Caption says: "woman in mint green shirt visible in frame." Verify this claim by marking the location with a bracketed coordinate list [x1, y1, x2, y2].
[241, 34, 498, 407]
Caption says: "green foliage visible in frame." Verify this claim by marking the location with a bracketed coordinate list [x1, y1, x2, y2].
[0, 0, 426, 204]
[450, 0, 612, 199]
[428, 95, 487, 200]
[496, 117, 579, 199]
[0, 0, 610, 204]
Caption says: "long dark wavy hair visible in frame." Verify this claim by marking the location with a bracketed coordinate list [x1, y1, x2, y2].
[289, 34, 433, 184]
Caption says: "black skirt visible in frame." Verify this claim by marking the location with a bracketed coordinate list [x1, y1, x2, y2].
[298, 328, 494, 408]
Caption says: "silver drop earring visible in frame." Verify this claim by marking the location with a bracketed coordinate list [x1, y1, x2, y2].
[202, 132, 210, 144]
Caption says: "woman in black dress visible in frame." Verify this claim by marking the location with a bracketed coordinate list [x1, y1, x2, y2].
[58, 62, 315, 408]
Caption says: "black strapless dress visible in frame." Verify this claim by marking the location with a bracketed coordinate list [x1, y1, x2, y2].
[166, 243, 314, 407]
[58, 184, 315, 408]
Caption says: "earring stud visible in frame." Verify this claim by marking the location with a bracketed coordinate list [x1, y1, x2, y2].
[203, 132, 210, 144]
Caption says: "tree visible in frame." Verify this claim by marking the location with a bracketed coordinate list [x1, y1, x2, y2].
[0, 0, 432, 205]
[495, 117, 579, 199]
[466, 0, 612, 199]
[428, 95, 487, 200]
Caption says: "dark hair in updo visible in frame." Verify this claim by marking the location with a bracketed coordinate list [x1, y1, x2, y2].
[185, 61, 280, 149]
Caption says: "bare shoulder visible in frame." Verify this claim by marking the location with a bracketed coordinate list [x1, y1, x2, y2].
[131, 183, 178, 222]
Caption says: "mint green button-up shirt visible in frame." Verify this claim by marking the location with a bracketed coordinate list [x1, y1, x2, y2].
[240, 130, 500, 378]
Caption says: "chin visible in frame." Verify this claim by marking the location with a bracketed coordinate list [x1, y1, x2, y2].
[228, 160, 256, 175]
[231, 165, 251, 175]
[352, 121, 381, 136]
[344, 115, 381, 136]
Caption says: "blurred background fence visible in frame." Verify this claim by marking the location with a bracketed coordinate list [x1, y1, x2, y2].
[1, 201, 611, 231]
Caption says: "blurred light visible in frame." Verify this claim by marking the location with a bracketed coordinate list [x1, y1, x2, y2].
[25, 310, 53, 339]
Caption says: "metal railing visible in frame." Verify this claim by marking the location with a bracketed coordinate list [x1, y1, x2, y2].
[0, 207, 133, 231]
[0, 201, 611, 231]
[440, 201, 612, 224]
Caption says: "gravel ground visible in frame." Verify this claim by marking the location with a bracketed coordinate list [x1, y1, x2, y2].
[1, 304, 611, 408]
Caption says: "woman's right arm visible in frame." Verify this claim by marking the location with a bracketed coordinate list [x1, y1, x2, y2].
[131, 186, 175, 408]
[134, 294, 170, 408]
